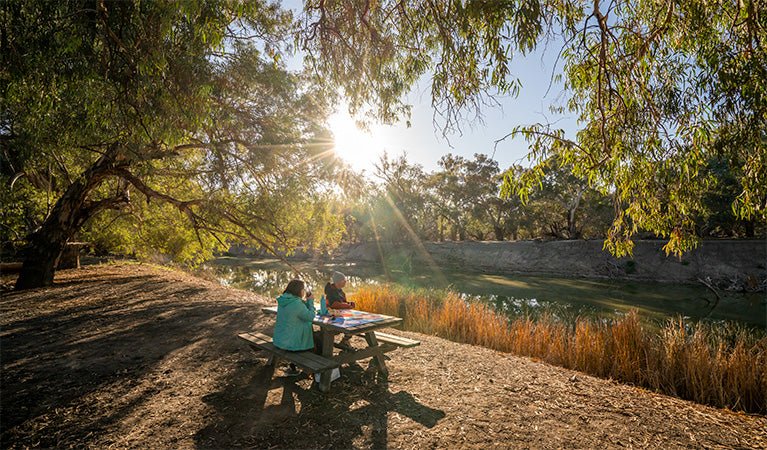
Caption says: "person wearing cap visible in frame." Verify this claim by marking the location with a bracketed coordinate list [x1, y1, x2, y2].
[324, 271, 355, 309]
[324, 271, 355, 349]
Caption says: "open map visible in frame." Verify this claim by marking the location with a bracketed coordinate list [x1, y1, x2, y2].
[314, 309, 387, 328]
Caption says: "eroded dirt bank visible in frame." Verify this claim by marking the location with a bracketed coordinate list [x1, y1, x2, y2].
[334, 240, 766, 288]
[1, 263, 765, 449]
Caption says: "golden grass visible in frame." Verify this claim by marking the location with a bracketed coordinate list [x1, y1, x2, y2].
[351, 284, 767, 414]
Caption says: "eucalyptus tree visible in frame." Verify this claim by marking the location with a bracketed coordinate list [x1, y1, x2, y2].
[429, 154, 472, 240]
[506, 158, 613, 239]
[2, 0, 342, 289]
[464, 154, 517, 241]
[698, 155, 762, 238]
[372, 152, 437, 242]
[298, 0, 766, 256]
[429, 153, 512, 241]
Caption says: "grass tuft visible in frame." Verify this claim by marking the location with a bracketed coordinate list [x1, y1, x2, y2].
[351, 284, 767, 414]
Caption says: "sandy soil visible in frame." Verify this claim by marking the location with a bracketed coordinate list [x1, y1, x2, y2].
[1, 263, 765, 449]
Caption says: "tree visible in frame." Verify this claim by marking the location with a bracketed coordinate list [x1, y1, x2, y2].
[1, 0, 342, 289]
[371, 152, 436, 243]
[504, 158, 612, 239]
[298, 0, 766, 256]
[698, 155, 762, 238]
[429, 154, 472, 240]
[430, 154, 513, 241]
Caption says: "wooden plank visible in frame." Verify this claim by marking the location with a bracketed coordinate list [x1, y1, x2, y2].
[238, 332, 273, 346]
[374, 332, 420, 348]
[319, 330, 337, 392]
[343, 317, 399, 331]
[237, 333, 339, 373]
[335, 343, 398, 365]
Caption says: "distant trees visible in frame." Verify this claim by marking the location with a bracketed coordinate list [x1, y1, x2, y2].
[430, 154, 494, 240]
[338, 149, 763, 246]
[504, 158, 613, 240]
[340, 153, 615, 245]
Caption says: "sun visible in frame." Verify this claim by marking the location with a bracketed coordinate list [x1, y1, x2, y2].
[327, 110, 384, 172]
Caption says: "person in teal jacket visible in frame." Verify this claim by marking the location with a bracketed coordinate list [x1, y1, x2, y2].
[273, 279, 316, 352]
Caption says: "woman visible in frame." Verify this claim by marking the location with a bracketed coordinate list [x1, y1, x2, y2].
[273, 279, 316, 354]
[324, 271, 355, 309]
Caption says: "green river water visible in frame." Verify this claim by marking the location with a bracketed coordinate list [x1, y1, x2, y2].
[205, 257, 766, 329]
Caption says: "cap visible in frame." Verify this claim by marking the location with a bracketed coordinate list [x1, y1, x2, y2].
[331, 271, 347, 284]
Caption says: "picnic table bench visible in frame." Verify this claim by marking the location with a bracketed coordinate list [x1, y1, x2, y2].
[238, 332, 339, 373]
[239, 306, 419, 392]
[373, 331, 420, 348]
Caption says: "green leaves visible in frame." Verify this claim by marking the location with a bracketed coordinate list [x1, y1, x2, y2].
[1, 0, 345, 269]
[301, 0, 767, 255]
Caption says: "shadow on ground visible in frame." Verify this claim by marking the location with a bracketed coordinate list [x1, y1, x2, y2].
[0, 269, 270, 447]
[196, 359, 445, 448]
[1, 266, 444, 448]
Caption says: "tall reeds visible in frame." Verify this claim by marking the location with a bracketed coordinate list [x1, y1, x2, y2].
[351, 284, 767, 414]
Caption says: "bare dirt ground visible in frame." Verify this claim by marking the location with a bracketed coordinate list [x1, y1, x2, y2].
[1, 262, 765, 449]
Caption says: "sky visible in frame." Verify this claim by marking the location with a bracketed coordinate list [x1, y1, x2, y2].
[282, 1, 578, 175]
[327, 44, 578, 174]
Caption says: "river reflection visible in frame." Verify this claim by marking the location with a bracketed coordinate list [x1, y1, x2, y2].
[205, 257, 766, 328]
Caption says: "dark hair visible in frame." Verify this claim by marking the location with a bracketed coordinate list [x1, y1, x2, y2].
[283, 279, 305, 297]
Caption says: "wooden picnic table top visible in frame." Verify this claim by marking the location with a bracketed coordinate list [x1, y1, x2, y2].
[261, 305, 402, 334]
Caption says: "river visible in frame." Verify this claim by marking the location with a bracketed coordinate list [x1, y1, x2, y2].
[205, 257, 766, 329]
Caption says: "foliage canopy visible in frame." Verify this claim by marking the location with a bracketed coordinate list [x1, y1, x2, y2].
[299, 0, 766, 256]
[1, 0, 343, 288]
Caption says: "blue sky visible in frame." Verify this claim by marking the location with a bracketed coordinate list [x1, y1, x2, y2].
[282, 1, 578, 174]
[327, 44, 578, 174]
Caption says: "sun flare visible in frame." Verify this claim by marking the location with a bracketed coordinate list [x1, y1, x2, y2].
[327, 111, 384, 172]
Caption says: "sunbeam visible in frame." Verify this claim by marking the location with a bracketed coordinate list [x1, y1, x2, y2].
[381, 194, 449, 287]
[367, 203, 393, 281]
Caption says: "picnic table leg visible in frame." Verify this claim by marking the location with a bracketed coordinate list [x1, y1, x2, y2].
[364, 332, 389, 378]
[250, 344, 278, 368]
[318, 330, 337, 392]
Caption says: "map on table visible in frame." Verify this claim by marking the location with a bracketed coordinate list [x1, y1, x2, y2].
[314, 309, 387, 328]
[262, 306, 391, 329]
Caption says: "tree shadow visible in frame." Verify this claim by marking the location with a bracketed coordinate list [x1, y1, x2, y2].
[196, 358, 446, 449]
[0, 272, 271, 447]
[1, 269, 444, 448]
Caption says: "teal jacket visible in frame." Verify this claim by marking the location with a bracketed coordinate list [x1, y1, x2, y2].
[273, 293, 316, 351]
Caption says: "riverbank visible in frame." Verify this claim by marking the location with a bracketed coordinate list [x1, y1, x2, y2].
[328, 239, 767, 289]
[2, 263, 766, 448]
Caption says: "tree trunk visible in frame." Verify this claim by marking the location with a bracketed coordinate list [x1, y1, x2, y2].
[493, 226, 505, 241]
[457, 219, 466, 240]
[566, 186, 585, 239]
[15, 151, 125, 290]
[744, 220, 755, 238]
[14, 231, 68, 290]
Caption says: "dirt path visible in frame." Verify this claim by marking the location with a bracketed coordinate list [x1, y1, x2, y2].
[1, 263, 765, 449]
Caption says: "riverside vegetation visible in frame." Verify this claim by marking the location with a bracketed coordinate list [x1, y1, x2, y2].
[351, 284, 767, 414]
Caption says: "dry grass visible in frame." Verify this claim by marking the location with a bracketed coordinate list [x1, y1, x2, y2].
[351, 284, 767, 414]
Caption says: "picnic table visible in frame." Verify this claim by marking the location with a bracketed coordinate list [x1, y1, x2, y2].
[255, 306, 418, 392]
